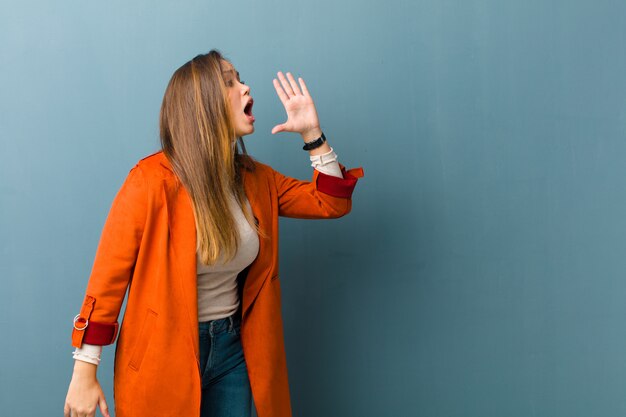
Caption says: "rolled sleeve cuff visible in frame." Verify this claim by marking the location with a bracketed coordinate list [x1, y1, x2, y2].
[71, 294, 120, 348]
[73, 343, 103, 365]
[310, 147, 343, 178]
[72, 318, 119, 348]
[316, 165, 364, 198]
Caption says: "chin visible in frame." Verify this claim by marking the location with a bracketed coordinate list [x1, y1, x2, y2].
[238, 126, 255, 137]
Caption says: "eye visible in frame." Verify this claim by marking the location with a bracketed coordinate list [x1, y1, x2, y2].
[240, 80, 245, 85]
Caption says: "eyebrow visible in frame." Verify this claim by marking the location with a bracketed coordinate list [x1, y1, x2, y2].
[221, 69, 240, 79]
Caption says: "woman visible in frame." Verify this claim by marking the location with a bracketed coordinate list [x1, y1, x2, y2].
[64, 49, 363, 417]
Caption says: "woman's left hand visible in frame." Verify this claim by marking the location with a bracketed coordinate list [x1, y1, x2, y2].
[271, 71, 322, 140]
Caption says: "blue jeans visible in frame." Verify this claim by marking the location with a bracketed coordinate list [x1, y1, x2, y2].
[198, 310, 252, 417]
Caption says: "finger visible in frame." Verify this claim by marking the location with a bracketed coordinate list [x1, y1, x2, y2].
[277, 71, 295, 96]
[298, 77, 310, 97]
[272, 78, 289, 105]
[271, 123, 285, 134]
[286, 72, 302, 95]
[64, 403, 70, 417]
[99, 395, 111, 417]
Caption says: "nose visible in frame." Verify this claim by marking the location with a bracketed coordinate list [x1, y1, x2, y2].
[242, 83, 250, 95]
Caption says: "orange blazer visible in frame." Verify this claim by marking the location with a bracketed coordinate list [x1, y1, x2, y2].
[71, 149, 364, 417]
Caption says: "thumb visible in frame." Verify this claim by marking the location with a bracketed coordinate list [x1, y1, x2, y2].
[99, 393, 111, 417]
[271, 123, 287, 135]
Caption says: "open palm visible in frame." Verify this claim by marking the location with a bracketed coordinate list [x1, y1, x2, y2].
[271, 71, 321, 136]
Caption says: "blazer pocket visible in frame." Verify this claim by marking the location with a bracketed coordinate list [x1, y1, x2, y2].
[128, 308, 158, 371]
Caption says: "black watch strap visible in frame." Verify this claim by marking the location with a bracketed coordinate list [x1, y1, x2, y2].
[302, 132, 326, 151]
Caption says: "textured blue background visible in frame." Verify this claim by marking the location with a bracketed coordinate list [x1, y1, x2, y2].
[1, 1, 626, 416]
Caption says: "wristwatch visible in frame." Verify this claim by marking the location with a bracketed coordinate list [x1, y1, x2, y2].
[302, 132, 326, 151]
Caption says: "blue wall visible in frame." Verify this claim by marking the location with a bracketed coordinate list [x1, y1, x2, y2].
[2, 1, 626, 416]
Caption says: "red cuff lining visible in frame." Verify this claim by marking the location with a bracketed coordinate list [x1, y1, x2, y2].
[316, 166, 361, 198]
[81, 320, 119, 345]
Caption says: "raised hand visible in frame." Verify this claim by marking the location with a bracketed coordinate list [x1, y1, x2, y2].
[271, 71, 322, 140]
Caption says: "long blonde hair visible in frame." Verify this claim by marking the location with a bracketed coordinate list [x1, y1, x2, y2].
[159, 50, 264, 265]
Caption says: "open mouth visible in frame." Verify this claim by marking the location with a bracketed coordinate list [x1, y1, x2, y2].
[243, 99, 254, 121]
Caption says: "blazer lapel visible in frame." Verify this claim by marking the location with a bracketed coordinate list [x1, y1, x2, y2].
[161, 179, 200, 361]
[158, 156, 199, 362]
[241, 167, 273, 320]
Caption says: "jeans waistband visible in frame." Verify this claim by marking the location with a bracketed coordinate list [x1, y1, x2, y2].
[198, 310, 241, 335]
